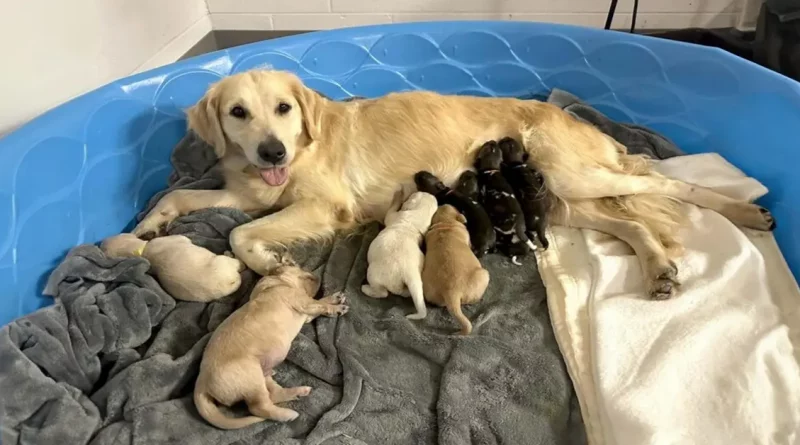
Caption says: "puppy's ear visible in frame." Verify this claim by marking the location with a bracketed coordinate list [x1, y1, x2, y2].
[456, 212, 467, 224]
[290, 75, 323, 143]
[187, 85, 227, 158]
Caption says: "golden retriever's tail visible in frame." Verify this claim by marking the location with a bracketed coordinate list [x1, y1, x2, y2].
[194, 390, 263, 430]
[444, 292, 472, 335]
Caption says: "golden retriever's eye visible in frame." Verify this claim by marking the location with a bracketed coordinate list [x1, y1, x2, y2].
[230, 106, 247, 119]
[276, 102, 292, 115]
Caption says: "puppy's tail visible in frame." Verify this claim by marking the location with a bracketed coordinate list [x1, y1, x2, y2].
[444, 292, 472, 335]
[194, 390, 263, 430]
[404, 270, 428, 319]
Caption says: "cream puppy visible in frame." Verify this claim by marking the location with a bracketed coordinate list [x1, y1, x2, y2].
[101, 233, 245, 302]
[361, 189, 438, 319]
[194, 262, 348, 429]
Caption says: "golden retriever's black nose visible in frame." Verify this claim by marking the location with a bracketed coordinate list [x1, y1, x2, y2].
[258, 138, 286, 164]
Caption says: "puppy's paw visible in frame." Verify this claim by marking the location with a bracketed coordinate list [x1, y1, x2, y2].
[331, 291, 347, 304]
[361, 284, 389, 299]
[273, 386, 312, 403]
[331, 304, 349, 316]
[406, 311, 427, 320]
[272, 409, 300, 422]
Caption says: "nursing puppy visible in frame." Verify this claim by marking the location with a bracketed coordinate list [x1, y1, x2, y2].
[499, 137, 550, 250]
[362, 188, 438, 319]
[454, 170, 480, 201]
[414, 171, 496, 257]
[475, 141, 536, 264]
[422, 205, 490, 335]
[194, 262, 348, 430]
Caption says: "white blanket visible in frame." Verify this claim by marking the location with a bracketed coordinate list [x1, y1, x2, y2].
[539, 153, 800, 445]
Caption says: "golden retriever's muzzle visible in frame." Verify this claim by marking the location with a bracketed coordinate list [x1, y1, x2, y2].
[257, 136, 287, 166]
[255, 136, 290, 187]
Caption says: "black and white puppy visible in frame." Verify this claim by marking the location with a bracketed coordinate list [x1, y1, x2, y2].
[474, 141, 536, 264]
[499, 137, 550, 250]
[414, 171, 496, 257]
[454, 170, 480, 201]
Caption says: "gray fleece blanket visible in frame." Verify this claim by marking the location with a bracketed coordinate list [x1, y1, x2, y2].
[0, 89, 680, 445]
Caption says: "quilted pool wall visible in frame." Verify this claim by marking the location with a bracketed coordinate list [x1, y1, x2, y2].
[0, 21, 799, 326]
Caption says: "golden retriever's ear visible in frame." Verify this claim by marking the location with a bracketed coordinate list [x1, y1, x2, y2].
[290, 77, 323, 143]
[456, 212, 467, 224]
[187, 86, 227, 158]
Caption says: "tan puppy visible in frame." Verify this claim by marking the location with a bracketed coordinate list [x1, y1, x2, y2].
[422, 205, 490, 335]
[194, 262, 348, 429]
[362, 188, 438, 320]
[101, 233, 244, 302]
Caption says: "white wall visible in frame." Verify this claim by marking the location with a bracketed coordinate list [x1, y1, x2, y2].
[208, 0, 748, 31]
[0, 0, 210, 134]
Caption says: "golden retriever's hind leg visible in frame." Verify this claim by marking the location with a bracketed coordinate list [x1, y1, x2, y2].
[230, 200, 352, 274]
[558, 200, 679, 300]
[561, 171, 775, 231]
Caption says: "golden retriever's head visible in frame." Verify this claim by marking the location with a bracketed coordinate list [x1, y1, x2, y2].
[186, 70, 322, 187]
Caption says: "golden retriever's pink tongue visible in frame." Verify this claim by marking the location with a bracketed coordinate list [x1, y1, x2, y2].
[259, 167, 288, 186]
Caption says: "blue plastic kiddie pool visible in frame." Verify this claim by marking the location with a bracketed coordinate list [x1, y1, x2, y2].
[0, 21, 798, 326]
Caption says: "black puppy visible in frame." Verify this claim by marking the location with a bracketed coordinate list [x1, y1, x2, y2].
[474, 141, 536, 264]
[499, 137, 550, 250]
[414, 171, 496, 257]
[454, 170, 480, 201]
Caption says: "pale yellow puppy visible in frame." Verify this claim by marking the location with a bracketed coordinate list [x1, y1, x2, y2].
[193, 262, 348, 430]
[101, 233, 244, 302]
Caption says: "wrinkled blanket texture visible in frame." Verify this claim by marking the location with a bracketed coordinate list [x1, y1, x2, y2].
[0, 89, 678, 445]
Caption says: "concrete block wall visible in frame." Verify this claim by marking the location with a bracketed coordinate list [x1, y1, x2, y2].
[207, 0, 747, 31]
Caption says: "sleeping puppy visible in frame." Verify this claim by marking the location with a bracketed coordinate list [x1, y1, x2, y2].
[414, 171, 496, 257]
[474, 140, 536, 264]
[362, 188, 438, 320]
[499, 137, 550, 250]
[422, 205, 490, 335]
[194, 261, 348, 430]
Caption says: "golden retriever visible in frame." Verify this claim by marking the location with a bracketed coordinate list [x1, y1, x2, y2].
[133, 70, 775, 300]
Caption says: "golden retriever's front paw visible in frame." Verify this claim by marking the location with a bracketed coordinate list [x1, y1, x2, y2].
[133, 209, 178, 240]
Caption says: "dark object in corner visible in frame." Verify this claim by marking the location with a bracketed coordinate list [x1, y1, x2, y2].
[647, 0, 800, 82]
